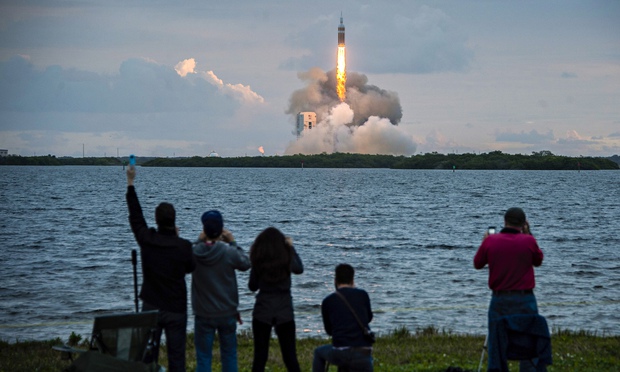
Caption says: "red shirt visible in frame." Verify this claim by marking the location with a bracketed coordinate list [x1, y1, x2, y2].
[474, 229, 543, 291]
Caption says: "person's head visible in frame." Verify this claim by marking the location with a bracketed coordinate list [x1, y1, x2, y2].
[201, 210, 223, 239]
[504, 207, 526, 228]
[335, 264, 355, 286]
[250, 227, 292, 283]
[155, 202, 176, 231]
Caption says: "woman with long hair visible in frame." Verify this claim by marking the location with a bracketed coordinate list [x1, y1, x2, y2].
[249, 227, 303, 372]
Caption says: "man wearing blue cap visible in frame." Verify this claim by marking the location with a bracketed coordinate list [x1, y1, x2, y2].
[192, 210, 251, 372]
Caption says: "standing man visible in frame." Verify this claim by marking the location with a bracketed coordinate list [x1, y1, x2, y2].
[126, 166, 196, 372]
[474, 207, 548, 371]
[313, 264, 373, 372]
[192, 210, 251, 372]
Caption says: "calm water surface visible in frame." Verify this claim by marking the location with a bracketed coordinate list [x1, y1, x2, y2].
[0, 166, 618, 342]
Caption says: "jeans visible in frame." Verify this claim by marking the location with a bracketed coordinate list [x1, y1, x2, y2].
[312, 345, 373, 372]
[195, 314, 238, 372]
[142, 302, 187, 372]
[251, 318, 300, 372]
[488, 293, 539, 372]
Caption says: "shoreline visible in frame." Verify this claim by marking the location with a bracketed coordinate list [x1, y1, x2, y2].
[1, 328, 618, 371]
[1, 152, 618, 170]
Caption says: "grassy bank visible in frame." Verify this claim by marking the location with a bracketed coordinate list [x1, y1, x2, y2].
[1, 328, 618, 371]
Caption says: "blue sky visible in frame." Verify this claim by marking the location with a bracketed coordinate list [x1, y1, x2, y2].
[1, 0, 618, 157]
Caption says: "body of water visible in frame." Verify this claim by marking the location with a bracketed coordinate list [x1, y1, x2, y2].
[0, 166, 618, 342]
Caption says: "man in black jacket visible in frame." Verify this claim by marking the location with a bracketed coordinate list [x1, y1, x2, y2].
[126, 166, 196, 372]
[313, 264, 374, 372]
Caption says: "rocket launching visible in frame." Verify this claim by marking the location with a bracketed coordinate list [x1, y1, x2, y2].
[338, 12, 345, 45]
[285, 12, 414, 156]
[336, 13, 346, 102]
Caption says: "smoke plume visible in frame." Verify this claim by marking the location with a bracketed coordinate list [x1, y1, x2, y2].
[285, 67, 416, 155]
[286, 102, 416, 155]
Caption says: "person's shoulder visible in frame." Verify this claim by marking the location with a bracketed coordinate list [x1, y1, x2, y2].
[322, 291, 338, 303]
[176, 236, 193, 250]
[516, 233, 537, 243]
[353, 287, 371, 299]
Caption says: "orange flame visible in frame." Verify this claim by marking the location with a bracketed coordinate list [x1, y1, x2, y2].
[337, 46, 346, 102]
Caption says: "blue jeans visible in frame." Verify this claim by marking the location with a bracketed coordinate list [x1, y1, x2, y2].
[488, 293, 539, 372]
[195, 314, 238, 372]
[313, 345, 373, 372]
[142, 302, 187, 372]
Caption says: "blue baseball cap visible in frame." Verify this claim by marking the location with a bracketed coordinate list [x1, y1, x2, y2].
[201, 210, 223, 239]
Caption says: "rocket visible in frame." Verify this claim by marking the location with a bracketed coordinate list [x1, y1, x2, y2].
[338, 13, 345, 46]
[336, 12, 347, 102]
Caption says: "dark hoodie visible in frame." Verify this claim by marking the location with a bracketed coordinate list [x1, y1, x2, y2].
[126, 185, 195, 314]
[191, 240, 251, 318]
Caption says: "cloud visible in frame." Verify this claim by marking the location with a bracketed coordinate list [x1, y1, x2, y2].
[0, 55, 272, 156]
[561, 71, 578, 78]
[495, 129, 555, 144]
[284, 66, 415, 155]
[175, 57, 264, 104]
[285, 102, 416, 155]
[201, 70, 265, 105]
[556, 130, 598, 145]
[0, 55, 237, 114]
[174, 58, 196, 77]
[285, 67, 402, 128]
[415, 129, 462, 154]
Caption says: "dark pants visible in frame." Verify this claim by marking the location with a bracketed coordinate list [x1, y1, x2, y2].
[143, 302, 187, 372]
[313, 345, 373, 372]
[251, 318, 300, 372]
[488, 293, 539, 372]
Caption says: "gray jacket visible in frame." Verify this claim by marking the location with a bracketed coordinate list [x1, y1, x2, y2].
[191, 240, 251, 318]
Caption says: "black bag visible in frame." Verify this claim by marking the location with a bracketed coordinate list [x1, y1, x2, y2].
[365, 330, 376, 344]
[334, 291, 375, 344]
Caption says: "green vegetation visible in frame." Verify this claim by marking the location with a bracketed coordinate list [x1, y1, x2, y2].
[144, 151, 618, 170]
[1, 328, 618, 371]
[1, 151, 618, 170]
[0, 155, 123, 166]
[392, 151, 619, 170]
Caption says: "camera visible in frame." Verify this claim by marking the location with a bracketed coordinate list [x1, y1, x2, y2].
[487, 226, 496, 235]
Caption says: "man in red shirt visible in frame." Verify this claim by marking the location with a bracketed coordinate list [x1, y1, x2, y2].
[474, 207, 546, 371]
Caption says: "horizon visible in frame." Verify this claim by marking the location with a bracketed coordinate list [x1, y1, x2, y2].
[3, 150, 619, 159]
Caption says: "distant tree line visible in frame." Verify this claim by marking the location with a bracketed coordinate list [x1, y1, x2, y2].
[144, 151, 618, 170]
[0, 155, 122, 166]
[2, 151, 618, 170]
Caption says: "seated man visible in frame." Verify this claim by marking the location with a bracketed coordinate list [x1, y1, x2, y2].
[313, 264, 374, 372]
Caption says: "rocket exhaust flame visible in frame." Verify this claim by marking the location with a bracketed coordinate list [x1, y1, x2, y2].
[336, 13, 346, 102]
[337, 46, 346, 102]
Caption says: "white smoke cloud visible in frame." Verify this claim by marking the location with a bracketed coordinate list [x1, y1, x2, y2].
[174, 58, 264, 104]
[174, 58, 196, 77]
[286, 68, 402, 127]
[202, 70, 265, 105]
[285, 103, 416, 155]
[285, 67, 415, 155]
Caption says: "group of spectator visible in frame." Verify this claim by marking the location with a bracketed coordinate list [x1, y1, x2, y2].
[126, 166, 548, 372]
[126, 167, 372, 372]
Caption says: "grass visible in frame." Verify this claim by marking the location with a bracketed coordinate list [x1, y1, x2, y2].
[1, 327, 618, 371]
